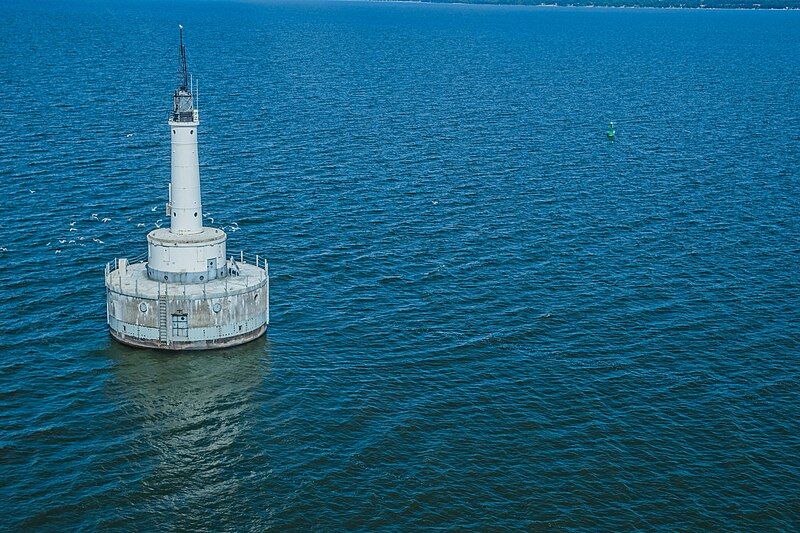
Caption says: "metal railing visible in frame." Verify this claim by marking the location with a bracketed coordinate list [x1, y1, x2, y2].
[170, 111, 196, 122]
[105, 250, 269, 300]
[105, 251, 148, 276]
[105, 251, 268, 274]
[227, 250, 269, 277]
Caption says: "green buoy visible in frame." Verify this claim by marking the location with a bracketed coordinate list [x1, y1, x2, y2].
[607, 121, 615, 141]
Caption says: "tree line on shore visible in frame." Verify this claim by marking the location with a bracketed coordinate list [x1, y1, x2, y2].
[386, 0, 795, 8]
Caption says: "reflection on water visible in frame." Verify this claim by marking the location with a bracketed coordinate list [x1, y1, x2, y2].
[104, 338, 270, 521]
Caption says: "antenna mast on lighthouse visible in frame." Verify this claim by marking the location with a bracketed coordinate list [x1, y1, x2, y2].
[179, 24, 189, 91]
[172, 25, 194, 122]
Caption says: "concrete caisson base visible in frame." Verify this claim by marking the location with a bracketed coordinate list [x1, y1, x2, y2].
[110, 323, 266, 351]
[105, 260, 269, 352]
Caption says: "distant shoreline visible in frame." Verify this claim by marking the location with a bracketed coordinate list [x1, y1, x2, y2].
[368, 0, 800, 10]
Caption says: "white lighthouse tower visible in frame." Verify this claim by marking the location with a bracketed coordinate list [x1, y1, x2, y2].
[105, 27, 269, 350]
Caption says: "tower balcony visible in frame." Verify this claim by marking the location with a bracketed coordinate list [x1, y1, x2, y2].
[169, 109, 199, 123]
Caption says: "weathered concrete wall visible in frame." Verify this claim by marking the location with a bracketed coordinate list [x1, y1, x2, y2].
[106, 275, 268, 349]
[110, 324, 267, 351]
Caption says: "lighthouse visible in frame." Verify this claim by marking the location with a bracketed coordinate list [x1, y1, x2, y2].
[105, 27, 269, 350]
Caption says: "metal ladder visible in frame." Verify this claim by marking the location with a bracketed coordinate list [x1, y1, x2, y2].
[157, 294, 168, 344]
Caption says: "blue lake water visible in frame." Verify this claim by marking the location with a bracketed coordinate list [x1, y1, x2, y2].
[1, 0, 799, 529]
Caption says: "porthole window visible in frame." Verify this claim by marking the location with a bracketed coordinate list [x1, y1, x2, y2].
[172, 129, 176, 134]
[212, 303, 222, 313]
[190, 130, 194, 134]
[139, 302, 148, 313]
[254, 293, 258, 300]
[194, 212, 198, 217]
[199, 275, 204, 281]
[164, 275, 168, 281]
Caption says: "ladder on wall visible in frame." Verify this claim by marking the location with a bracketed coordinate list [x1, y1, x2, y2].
[158, 294, 168, 344]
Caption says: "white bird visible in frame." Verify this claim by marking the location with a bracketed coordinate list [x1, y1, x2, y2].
[136, 223, 145, 227]
[92, 238, 104, 244]
[151, 206, 158, 212]
[68, 240, 75, 244]
[58, 239, 66, 244]
[203, 212, 210, 217]
[69, 221, 76, 226]
[126, 133, 133, 138]
[29, 189, 35, 194]
[79, 236, 84, 241]
[69, 227, 77, 232]
[208, 217, 214, 223]
[45, 242, 51, 246]
[55, 249, 61, 254]
[102, 217, 111, 223]
[90, 213, 99, 220]
[0, 247, 7, 252]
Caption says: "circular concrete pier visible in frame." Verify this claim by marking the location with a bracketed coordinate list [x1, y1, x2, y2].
[106, 257, 269, 350]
